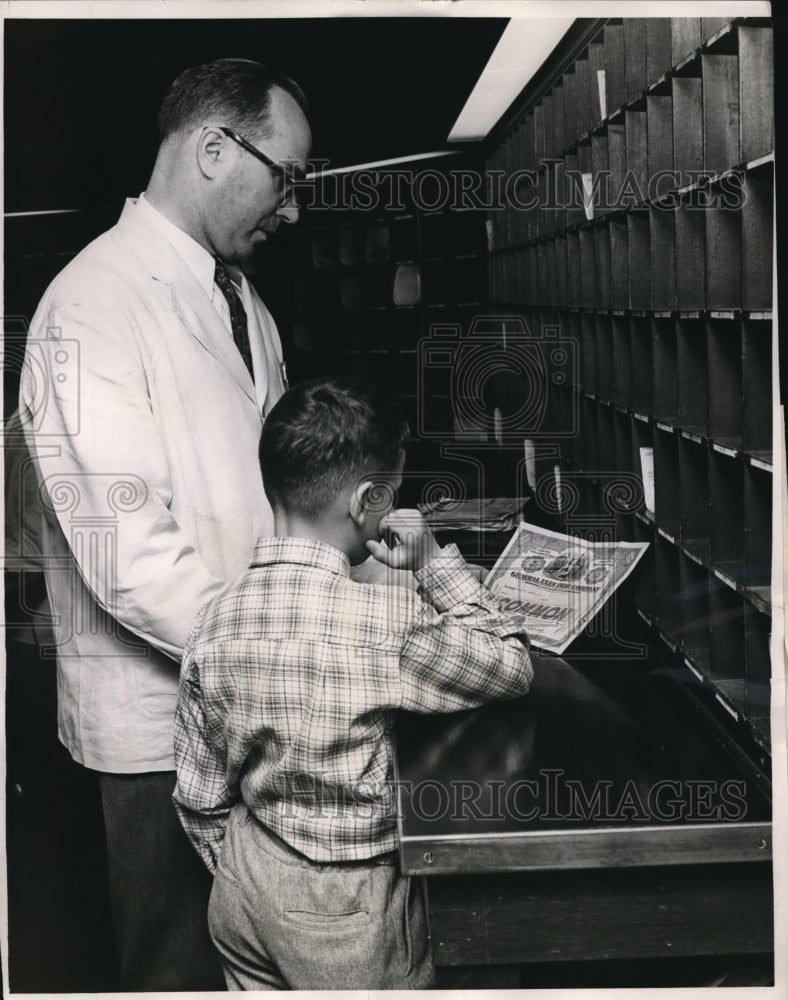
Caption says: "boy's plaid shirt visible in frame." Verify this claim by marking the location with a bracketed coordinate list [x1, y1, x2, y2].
[173, 536, 533, 873]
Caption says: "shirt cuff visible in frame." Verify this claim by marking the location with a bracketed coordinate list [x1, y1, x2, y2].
[415, 543, 486, 613]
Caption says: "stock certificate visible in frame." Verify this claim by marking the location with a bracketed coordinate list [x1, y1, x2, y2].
[485, 522, 649, 654]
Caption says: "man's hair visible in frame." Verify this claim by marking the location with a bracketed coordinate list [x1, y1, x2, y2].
[158, 57, 308, 141]
[260, 377, 410, 518]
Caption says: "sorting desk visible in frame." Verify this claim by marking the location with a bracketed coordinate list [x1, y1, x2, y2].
[394, 646, 773, 974]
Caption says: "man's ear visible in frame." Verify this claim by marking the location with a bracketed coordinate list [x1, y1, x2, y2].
[349, 480, 375, 526]
[196, 126, 228, 179]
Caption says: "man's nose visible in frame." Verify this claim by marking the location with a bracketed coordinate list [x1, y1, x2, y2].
[276, 200, 300, 225]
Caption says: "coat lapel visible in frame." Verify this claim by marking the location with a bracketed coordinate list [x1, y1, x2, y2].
[240, 275, 285, 416]
[114, 199, 257, 406]
[168, 280, 256, 404]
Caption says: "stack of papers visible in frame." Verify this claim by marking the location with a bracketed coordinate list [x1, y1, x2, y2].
[418, 497, 528, 532]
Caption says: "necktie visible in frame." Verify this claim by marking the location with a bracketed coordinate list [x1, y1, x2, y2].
[214, 258, 254, 381]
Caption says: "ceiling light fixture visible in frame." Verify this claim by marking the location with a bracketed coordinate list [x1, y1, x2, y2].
[448, 16, 574, 142]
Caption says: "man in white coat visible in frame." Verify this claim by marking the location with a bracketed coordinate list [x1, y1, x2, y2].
[19, 58, 311, 990]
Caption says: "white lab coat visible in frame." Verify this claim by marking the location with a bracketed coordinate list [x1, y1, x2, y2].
[19, 197, 286, 772]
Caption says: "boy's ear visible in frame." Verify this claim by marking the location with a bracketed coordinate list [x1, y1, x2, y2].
[349, 480, 375, 526]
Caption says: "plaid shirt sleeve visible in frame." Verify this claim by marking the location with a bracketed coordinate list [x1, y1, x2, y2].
[400, 543, 533, 713]
[173, 608, 237, 875]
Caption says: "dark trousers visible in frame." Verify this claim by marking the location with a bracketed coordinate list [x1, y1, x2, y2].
[99, 770, 225, 991]
[6, 637, 118, 992]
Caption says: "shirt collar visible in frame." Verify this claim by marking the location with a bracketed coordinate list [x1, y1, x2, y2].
[251, 537, 351, 578]
[136, 193, 217, 302]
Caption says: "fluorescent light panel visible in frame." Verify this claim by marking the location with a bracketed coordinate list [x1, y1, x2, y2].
[5, 208, 83, 218]
[306, 150, 458, 179]
[449, 17, 575, 142]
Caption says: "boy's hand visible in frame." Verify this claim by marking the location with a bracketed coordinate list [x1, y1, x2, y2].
[366, 509, 441, 572]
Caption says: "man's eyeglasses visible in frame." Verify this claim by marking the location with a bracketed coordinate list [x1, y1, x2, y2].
[217, 126, 305, 204]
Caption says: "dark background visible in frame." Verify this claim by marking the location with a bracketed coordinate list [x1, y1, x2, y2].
[4, 17, 506, 212]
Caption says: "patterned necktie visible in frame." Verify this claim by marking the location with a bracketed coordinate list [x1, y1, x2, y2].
[214, 258, 254, 381]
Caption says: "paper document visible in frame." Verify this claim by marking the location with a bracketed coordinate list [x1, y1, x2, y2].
[597, 69, 607, 120]
[581, 172, 595, 221]
[639, 447, 655, 514]
[485, 521, 649, 653]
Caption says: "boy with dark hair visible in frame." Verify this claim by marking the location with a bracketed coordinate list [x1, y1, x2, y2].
[173, 376, 534, 990]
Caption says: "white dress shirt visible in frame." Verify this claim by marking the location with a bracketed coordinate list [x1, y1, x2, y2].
[137, 192, 238, 336]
